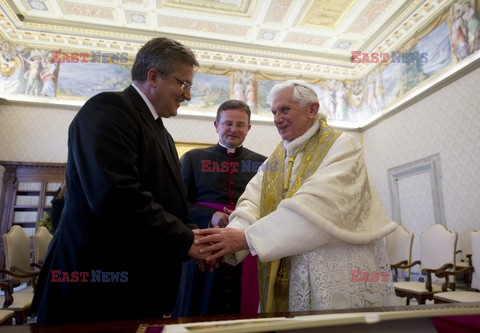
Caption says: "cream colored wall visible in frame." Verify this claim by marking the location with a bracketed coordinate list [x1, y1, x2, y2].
[163, 115, 279, 157]
[0, 105, 74, 163]
[0, 104, 279, 164]
[0, 104, 73, 199]
[363, 66, 480, 235]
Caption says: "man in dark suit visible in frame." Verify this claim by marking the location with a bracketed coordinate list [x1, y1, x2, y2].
[32, 37, 208, 323]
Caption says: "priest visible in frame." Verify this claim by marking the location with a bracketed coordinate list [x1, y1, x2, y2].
[174, 100, 266, 316]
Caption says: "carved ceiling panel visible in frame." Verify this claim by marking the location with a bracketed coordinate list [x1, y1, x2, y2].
[0, 0, 452, 79]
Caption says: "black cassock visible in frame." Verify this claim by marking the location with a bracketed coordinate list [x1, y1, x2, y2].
[173, 144, 266, 316]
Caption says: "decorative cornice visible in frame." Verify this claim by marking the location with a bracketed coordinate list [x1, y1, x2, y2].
[0, 0, 452, 79]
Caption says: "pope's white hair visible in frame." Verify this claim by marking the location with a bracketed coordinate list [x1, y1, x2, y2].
[267, 80, 326, 119]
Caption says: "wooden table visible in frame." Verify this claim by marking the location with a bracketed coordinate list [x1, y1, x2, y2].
[1, 302, 479, 333]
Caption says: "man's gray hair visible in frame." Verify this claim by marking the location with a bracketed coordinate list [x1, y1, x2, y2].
[267, 80, 326, 119]
[131, 37, 199, 82]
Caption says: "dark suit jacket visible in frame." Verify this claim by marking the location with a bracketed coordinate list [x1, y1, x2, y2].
[32, 85, 195, 323]
[50, 187, 64, 233]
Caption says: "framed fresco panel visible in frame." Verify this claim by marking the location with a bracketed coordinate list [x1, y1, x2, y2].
[382, 20, 452, 107]
[256, 79, 281, 115]
[0, 47, 60, 98]
[56, 62, 131, 99]
[181, 73, 231, 112]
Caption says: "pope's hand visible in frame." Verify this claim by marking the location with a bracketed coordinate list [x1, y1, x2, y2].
[194, 228, 248, 263]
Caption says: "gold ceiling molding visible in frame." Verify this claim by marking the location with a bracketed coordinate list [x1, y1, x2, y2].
[163, 0, 255, 17]
[363, 0, 450, 53]
[0, 0, 455, 79]
[300, 0, 355, 29]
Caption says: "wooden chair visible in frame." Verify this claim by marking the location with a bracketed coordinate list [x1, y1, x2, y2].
[434, 230, 480, 304]
[0, 226, 39, 324]
[0, 308, 14, 326]
[0, 280, 30, 325]
[33, 226, 52, 267]
[385, 224, 414, 282]
[394, 224, 457, 305]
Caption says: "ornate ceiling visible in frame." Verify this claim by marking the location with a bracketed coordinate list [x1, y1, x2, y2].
[0, 0, 451, 79]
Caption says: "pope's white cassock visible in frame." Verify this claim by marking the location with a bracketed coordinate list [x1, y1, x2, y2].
[225, 117, 399, 312]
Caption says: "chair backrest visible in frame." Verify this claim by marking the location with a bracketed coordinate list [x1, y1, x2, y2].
[459, 229, 475, 262]
[3, 225, 31, 283]
[386, 224, 413, 265]
[420, 224, 457, 270]
[33, 226, 52, 266]
[471, 230, 480, 290]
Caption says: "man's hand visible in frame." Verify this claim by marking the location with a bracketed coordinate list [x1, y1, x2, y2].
[188, 241, 209, 261]
[195, 228, 248, 263]
[187, 231, 209, 271]
[211, 211, 229, 228]
[188, 231, 220, 271]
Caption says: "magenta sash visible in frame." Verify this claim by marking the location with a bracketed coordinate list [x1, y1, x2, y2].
[195, 201, 260, 314]
[196, 201, 235, 212]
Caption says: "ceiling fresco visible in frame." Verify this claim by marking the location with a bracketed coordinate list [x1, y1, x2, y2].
[0, 0, 452, 79]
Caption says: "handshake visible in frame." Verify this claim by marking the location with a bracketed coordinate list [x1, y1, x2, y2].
[187, 227, 248, 271]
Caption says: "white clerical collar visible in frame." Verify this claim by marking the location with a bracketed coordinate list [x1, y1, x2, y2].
[218, 141, 240, 154]
[132, 83, 158, 121]
[283, 118, 321, 157]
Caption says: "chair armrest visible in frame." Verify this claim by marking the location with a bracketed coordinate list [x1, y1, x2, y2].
[395, 261, 421, 282]
[421, 263, 454, 276]
[390, 261, 408, 282]
[422, 263, 453, 292]
[0, 279, 20, 308]
[0, 268, 39, 278]
[390, 260, 408, 269]
[466, 254, 472, 266]
[436, 266, 473, 278]
[396, 260, 421, 270]
[0, 267, 40, 290]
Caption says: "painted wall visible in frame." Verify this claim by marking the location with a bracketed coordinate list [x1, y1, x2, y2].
[363, 66, 480, 238]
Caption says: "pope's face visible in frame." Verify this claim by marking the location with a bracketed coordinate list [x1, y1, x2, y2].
[271, 87, 318, 142]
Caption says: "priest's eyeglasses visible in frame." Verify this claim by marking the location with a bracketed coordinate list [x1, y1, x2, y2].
[155, 69, 193, 92]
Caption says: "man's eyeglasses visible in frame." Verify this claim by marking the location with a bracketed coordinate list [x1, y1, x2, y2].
[155, 69, 192, 92]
